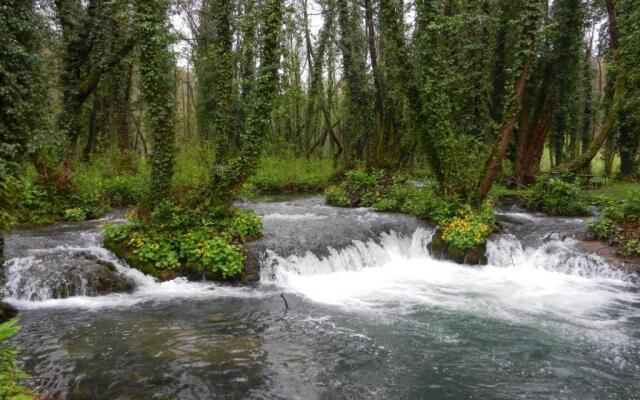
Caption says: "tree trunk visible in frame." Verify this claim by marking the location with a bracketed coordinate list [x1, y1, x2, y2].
[476, 54, 532, 204]
[553, 0, 621, 173]
[83, 95, 101, 161]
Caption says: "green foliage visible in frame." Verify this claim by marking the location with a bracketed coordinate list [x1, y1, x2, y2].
[0, 176, 21, 233]
[105, 203, 262, 279]
[103, 175, 144, 207]
[63, 207, 86, 222]
[325, 169, 495, 250]
[325, 169, 385, 207]
[588, 186, 640, 257]
[587, 218, 621, 240]
[440, 205, 494, 251]
[0, 319, 34, 400]
[208, 0, 284, 205]
[527, 178, 589, 216]
[243, 157, 334, 196]
[623, 188, 640, 220]
[325, 185, 351, 207]
[0, 0, 50, 234]
[14, 152, 147, 225]
[134, 0, 177, 208]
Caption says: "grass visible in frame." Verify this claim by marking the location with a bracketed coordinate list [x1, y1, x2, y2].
[585, 181, 640, 202]
[539, 147, 621, 177]
[243, 156, 334, 196]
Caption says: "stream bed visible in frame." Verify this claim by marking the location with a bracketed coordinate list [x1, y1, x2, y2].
[3, 197, 640, 399]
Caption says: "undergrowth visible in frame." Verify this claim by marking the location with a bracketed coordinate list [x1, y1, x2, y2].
[105, 201, 262, 280]
[0, 319, 34, 400]
[325, 169, 495, 251]
[588, 187, 640, 258]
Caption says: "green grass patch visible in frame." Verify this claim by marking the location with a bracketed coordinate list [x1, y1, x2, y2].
[585, 181, 640, 202]
[242, 157, 334, 197]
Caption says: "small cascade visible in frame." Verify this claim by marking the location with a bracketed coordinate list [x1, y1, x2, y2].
[2, 229, 263, 309]
[260, 228, 434, 283]
[2, 249, 136, 301]
[260, 224, 637, 321]
[487, 234, 631, 280]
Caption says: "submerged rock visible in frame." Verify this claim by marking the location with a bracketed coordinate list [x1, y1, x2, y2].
[428, 230, 488, 265]
[3, 250, 136, 301]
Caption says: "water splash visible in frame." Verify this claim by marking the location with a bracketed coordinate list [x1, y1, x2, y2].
[2, 234, 264, 309]
[262, 228, 640, 340]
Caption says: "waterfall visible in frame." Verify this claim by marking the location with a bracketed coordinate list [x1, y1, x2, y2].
[260, 227, 638, 327]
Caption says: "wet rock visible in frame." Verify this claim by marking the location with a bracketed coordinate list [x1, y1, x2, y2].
[428, 230, 488, 265]
[3, 251, 136, 301]
[0, 301, 18, 323]
[579, 241, 640, 275]
[242, 241, 263, 283]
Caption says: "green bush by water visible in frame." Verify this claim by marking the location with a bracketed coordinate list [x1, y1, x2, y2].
[105, 201, 262, 279]
[15, 151, 146, 225]
[0, 319, 33, 400]
[526, 178, 589, 216]
[325, 169, 495, 251]
[588, 187, 640, 257]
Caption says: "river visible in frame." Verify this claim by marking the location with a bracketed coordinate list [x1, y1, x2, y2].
[2, 197, 639, 399]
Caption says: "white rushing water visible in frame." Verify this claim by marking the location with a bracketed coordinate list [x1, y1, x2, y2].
[4, 215, 639, 333]
[262, 228, 640, 342]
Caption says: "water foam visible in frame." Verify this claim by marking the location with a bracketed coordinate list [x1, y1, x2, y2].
[2, 234, 263, 310]
[262, 228, 640, 336]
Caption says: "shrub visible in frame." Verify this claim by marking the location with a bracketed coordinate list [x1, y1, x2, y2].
[105, 205, 262, 279]
[325, 169, 386, 207]
[622, 239, 640, 257]
[63, 207, 86, 221]
[103, 175, 143, 206]
[0, 319, 33, 400]
[623, 188, 640, 220]
[325, 169, 496, 252]
[588, 186, 640, 258]
[527, 178, 589, 216]
[325, 185, 350, 207]
[15, 169, 55, 225]
[587, 218, 621, 240]
[441, 215, 492, 250]
[244, 157, 334, 195]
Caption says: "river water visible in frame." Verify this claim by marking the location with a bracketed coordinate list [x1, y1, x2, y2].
[2, 197, 639, 399]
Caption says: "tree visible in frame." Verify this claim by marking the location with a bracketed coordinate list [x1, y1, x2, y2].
[476, 0, 542, 204]
[209, 0, 284, 205]
[134, 0, 176, 208]
[0, 0, 48, 258]
[554, 0, 623, 173]
[337, 0, 377, 167]
[55, 0, 135, 174]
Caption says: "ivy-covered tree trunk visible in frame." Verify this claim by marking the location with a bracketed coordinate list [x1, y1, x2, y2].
[55, 0, 86, 175]
[134, 0, 176, 208]
[337, 0, 377, 168]
[209, 0, 283, 205]
[210, 0, 235, 163]
[554, 0, 622, 173]
[475, 0, 541, 204]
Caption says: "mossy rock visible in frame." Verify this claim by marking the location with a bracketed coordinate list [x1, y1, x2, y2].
[428, 229, 488, 265]
[105, 238, 259, 283]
